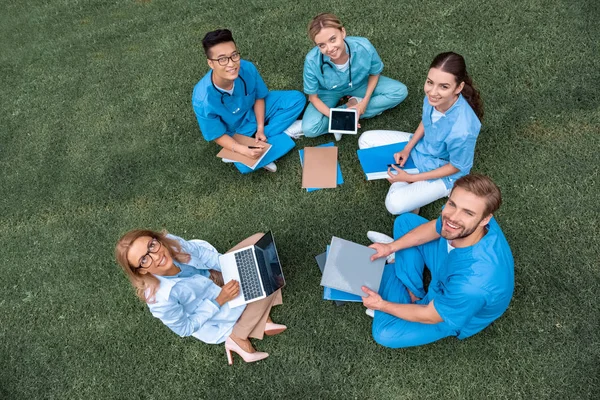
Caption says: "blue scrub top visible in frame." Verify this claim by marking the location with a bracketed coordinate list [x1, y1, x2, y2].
[425, 216, 514, 339]
[192, 60, 269, 141]
[303, 36, 384, 95]
[411, 94, 482, 189]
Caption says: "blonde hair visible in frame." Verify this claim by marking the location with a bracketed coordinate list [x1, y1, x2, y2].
[115, 229, 191, 303]
[308, 13, 344, 42]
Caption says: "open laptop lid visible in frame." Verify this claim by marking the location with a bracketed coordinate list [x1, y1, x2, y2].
[254, 231, 285, 292]
[328, 108, 357, 134]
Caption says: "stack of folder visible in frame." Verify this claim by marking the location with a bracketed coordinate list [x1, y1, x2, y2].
[316, 237, 386, 304]
[299, 142, 343, 191]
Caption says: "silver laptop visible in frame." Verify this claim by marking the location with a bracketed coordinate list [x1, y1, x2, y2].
[219, 231, 285, 308]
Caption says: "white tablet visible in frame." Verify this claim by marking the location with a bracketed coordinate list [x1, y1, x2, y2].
[328, 108, 357, 135]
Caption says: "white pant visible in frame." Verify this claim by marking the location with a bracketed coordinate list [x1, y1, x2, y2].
[358, 130, 451, 215]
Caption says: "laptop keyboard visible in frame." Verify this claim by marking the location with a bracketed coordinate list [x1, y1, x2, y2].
[234, 249, 263, 301]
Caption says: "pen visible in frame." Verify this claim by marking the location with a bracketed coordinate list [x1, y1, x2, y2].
[248, 146, 263, 149]
[387, 163, 403, 168]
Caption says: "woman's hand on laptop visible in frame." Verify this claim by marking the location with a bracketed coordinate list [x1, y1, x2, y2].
[215, 280, 240, 306]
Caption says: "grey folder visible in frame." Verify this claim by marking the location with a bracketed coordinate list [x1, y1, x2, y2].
[315, 251, 346, 306]
[320, 237, 386, 297]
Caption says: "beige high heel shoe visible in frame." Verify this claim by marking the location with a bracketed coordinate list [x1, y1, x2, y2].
[264, 322, 287, 336]
[224, 337, 268, 365]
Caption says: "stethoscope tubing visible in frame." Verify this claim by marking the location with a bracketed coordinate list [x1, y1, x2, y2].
[211, 73, 248, 105]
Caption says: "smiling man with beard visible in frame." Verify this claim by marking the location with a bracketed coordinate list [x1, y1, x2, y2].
[363, 174, 514, 348]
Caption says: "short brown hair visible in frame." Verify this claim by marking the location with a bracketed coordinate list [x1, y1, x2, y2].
[308, 13, 344, 42]
[451, 174, 502, 216]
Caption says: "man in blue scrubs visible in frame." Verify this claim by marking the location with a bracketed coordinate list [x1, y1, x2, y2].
[192, 29, 305, 173]
[363, 174, 514, 348]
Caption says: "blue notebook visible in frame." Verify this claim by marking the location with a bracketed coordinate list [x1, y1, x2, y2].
[357, 141, 416, 180]
[322, 245, 362, 302]
[299, 142, 344, 191]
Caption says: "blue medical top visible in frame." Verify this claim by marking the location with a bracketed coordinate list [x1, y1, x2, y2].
[411, 94, 482, 189]
[424, 216, 514, 339]
[192, 59, 269, 141]
[303, 36, 384, 95]
[146, 235, 245, 344]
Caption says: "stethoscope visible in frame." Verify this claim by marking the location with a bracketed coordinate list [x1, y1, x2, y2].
[211, 74, 248, 114]
[320, 39, 352, 89]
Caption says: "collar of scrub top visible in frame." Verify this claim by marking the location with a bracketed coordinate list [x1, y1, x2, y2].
[320, 39, 352, 88]
[210, 72, 248, 114]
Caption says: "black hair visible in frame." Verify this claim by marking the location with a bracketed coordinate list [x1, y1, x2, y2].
[202, 29, 235, 58]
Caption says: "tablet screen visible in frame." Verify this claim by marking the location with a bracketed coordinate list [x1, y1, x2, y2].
[330, 109, 356, 133]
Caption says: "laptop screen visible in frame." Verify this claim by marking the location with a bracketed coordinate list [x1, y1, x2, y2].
[254, 231, 285, 291]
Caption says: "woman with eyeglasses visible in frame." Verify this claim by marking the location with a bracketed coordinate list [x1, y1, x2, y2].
[115, 230, 286, 365]
[301, 13, 408, 140]
[358, 52, 484, 219]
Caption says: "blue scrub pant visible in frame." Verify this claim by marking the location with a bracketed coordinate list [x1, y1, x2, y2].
[235, 90, 305, 174]
[372, 214, 457, 348]
[301, 76, 408, 138]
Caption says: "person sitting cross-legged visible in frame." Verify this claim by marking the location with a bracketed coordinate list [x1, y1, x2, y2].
[115, 231, 287, 365]
[363, 174, 514, 348]
[192, 29, 306, 173]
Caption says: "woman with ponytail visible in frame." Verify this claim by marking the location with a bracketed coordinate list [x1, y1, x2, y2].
[359, 52, 484, 217]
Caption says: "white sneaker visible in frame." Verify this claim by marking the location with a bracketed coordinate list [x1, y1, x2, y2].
[333, 132, 342, 141]
[365, 308, 375, 318]
[263, 162, 277, 172]
[284, 120, 304, 139]
[367, 231, 394, 244]
[367, 231, 395, 264]
[348, 96, 363, 106]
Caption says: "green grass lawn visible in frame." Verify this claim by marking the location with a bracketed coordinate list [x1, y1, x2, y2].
[1, 0, 598, 398]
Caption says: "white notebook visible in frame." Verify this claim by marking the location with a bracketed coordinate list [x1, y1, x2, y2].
[320, 237, 386, 297]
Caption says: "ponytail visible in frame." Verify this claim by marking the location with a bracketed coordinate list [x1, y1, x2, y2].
[461, 74, 484, 121]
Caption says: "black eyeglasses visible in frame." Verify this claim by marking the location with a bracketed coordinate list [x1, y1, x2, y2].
[208, 51, 241, 66]
[137, 238, 162, 269]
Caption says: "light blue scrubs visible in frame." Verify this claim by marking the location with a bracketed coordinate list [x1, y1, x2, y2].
[192, 60, 305, 173]
[302, 36, 408, 137]
[146, 235, 246, 344]
[411, 94, 482, 189]
[372, 213, 514, 349]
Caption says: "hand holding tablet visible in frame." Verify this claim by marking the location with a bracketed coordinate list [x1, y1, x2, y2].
[328, 108, 358, 135]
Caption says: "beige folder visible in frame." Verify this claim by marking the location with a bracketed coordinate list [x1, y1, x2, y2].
[216, 134, 272, 169]
[302, 146, 338, 189]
